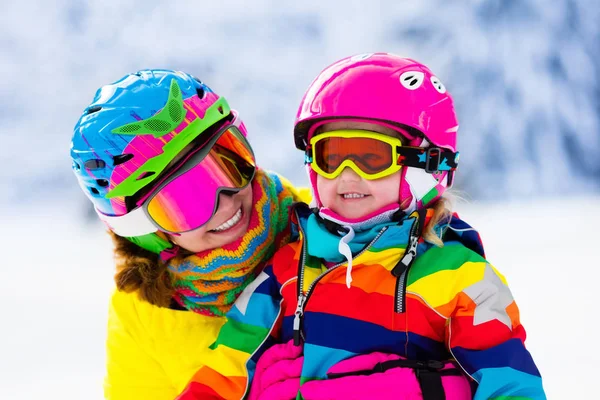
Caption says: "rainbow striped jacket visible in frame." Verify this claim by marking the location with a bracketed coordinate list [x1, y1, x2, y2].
[179, 204, 545, 400]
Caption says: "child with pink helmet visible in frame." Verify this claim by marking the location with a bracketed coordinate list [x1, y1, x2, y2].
[177, 53, 546, 399]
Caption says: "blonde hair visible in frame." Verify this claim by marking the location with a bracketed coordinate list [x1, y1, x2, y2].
[109, 231, 182, 307]
[421, 194, 455, 247]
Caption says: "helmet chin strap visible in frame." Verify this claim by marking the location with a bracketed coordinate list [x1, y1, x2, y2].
[316, 204, 403, 233]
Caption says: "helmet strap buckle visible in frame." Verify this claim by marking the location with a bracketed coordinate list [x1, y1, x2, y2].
[424, 147, 441, 173]
[304, 146, 313, 164]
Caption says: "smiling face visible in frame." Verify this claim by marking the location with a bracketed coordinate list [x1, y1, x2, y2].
[166, 185, 253, 253]
[315, 121, 402, 220]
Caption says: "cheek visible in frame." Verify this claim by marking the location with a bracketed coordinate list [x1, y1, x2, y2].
[168, 227, 208, 252]
[372, 173, 401, 203]
[316, 175, 336, 206]
[240, 186, 254, 210]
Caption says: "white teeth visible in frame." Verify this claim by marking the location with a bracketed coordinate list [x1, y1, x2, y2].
[343, 193, 366, 199]
[212, 208, 242, 232]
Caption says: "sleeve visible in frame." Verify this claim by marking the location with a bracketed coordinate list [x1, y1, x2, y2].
[447, 261, 546, 400]
[176, 264, 286, 400]
[104, 290, 178, 400]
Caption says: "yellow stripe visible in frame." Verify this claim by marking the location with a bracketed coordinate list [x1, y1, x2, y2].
[302, 266, 325, 292]
[407, 261, 507, 308]
[207, 344, 253, 376]
[355, 247, 404, 271]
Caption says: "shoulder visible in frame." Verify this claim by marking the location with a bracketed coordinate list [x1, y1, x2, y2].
[407, 241, 491, 308]
[413, 240, 487, 280]
[108, 288, 225, 342]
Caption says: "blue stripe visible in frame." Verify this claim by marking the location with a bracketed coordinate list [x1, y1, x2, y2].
[281, 315, 296, 343]
[405, 331, 449, 359]
[301, 313, 447, 359]
[304, 312, 404, 354]
[229, 292, 280, 329]
[453, 338, 541, 377]
[473, 367, 546, 400]
[252, 265, 281, 296]
[370, 224, 412, 251]
[302, 343, 356, 379]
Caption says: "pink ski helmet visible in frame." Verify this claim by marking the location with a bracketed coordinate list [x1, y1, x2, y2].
[294, 53, 459, 214]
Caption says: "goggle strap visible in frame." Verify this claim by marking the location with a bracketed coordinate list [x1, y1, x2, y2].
[305, 146, 313, 163]
[396, 147, 459, 173]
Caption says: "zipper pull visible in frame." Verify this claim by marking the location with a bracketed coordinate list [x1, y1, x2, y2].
[392, 235, 418, 277]
[404, 235, 418, 263]
[293, 294, 306, 346]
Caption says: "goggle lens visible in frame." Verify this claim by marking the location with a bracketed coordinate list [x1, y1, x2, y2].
[313, 133, 397, 178]
[146, 126, 255, 233]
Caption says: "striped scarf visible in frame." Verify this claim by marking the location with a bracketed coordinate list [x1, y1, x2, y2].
[167, 169, 295, 316]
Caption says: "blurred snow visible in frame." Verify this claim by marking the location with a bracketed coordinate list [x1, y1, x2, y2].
[1, 0, 599, 398]
[1, 196, 599, 399]
[0, 0, 599, 213]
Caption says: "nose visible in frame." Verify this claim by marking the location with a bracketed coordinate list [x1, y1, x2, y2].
[339, 166, 361, 182]
[215, 190, 236, 211]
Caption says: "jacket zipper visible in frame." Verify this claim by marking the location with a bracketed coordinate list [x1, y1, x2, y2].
[393, 218, 420, 313]
[293, 222, 389, 345]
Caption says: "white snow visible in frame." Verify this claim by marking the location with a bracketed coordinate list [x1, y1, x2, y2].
[1, 195, 598, 399]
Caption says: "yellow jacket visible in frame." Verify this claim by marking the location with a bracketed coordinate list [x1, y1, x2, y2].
[104, 174, 310, 399]
[104, 288, 225, 399]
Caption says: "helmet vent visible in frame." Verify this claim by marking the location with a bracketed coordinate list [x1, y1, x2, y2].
[85, 105, 102, 115]
[89, 187, 100, 195]
[118, 124, 141, 133]
[136, 171, 155, 181]
[168, 99, 183, 123]
[430, 76, 446, 93]
[96, 179, 109, 187]
[218, 105, 224, 114]
[196, 87, 205, 99]
[144, 119, 170, 132]
[399, 71, 425, 90]
[113, 153, 134, 166]
[84, 159, 106, 170]
[73, 161, 81, 170]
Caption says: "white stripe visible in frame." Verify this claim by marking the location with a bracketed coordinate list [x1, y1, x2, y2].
[235, 271, 270, 315]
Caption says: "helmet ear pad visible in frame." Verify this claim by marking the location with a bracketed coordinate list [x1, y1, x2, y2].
[306, 164, 322, 208]
[401, 167, 450, 212]
[399, 167, 415, 211]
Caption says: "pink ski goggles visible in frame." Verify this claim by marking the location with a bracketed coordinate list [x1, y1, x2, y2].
[98, 123, 255, 236]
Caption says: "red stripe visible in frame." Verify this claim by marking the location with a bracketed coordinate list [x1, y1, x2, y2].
[306, 282, 396, 329]
[401, 295, 447, 341]
[176, 382, 222, 400]
[450, 315, 525, 349]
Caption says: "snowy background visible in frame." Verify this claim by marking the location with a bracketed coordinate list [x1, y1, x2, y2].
[1, 0, 599, 398]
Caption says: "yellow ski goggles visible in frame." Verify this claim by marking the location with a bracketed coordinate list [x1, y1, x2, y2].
[309, 130, 405, 180]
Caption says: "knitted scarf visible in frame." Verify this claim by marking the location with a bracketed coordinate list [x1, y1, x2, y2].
[167, 169, 296, 316]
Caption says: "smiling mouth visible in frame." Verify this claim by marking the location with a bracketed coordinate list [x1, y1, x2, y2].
[210, 208, 243, 232]
[341, 193, 368, 199]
